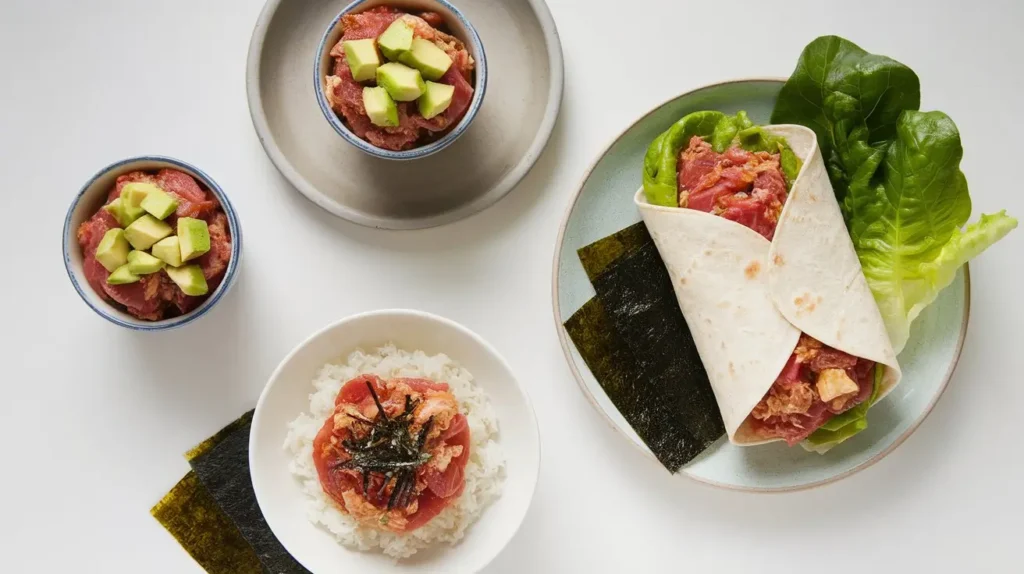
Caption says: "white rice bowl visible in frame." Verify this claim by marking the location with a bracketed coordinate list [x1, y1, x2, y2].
[284, 344, 506, 559]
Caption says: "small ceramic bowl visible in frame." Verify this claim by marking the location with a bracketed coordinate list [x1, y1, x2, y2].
[62, 156, 242, 331]
[314, 0, 488, 160]
[250, 309, 539, 573]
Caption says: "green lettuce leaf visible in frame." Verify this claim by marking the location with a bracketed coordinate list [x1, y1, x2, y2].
[642, 111, 802, 206]
[772, 36, 1017, 352]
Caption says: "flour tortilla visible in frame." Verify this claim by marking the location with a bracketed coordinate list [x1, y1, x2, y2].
[634, 124, 901, 445]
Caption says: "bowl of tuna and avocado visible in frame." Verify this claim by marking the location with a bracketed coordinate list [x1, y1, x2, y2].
[315, 0, 487, 159]
[63, 156, 241, 330]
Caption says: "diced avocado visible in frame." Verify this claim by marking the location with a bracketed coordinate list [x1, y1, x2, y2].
[151, 236, 183, 267]
[363, 87, 399, 127]
[165, 265, 208, 296]
[343, 39, 381, 82]
[104, 198, 145, 227]
[140, 188, 179, 220]
[377, 20, 413, 61]
[418, 81, 455, 120]
[95, 228, 130, 273]
[124, 214, 173, 250]
[127, 250, 165, 275]
[376, 62, 425, 102]
[121, 182, 162, 207]
[399, 38, 453, 81]
[178, 217, 211, 262]
[106, 264, 140, 285]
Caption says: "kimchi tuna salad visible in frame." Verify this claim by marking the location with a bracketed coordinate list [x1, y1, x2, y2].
[76, 169, 231, 320]
[323, 6, 475, 151]
[284, 345, 505, 559]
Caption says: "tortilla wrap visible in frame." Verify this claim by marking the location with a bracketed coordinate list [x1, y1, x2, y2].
[634, 124, 901, 445]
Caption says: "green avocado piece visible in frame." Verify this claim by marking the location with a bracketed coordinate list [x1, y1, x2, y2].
[418, 81, 454, 120]
[106, 263, 140, 285]
[363, 87, 399, 127]
[124, 214, 173, 250]
[121, 182, 162, 208]
[343, 39, 381, 82]
[104, 198, 145, 227]
[151, 236, 183, 267]
[178, 217, 211, 262]
[141, 188, 179, 220]
[376, 62, 425, 102]
[95, 228, 130, 273]
[165, 265, 208, 296]
[127, 250, 166, 275]
[377, 19, 413, 61]
[399, 38, 452, 81]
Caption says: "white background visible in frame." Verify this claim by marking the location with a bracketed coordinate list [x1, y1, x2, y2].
[2, 0, 1022, 572]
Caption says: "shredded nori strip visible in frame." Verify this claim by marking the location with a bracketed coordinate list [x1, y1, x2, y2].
[188, 414, 311, 574]
[565, 226, 725, 472]
[151, 472, 266, 574]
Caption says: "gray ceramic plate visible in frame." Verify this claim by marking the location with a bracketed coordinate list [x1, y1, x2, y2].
[552, 79, 970, 492]
[246, 0, 563, 229]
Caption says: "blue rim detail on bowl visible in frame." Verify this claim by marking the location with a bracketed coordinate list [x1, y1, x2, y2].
[313, 0, 488, 160]
[62, 155, 243, 331]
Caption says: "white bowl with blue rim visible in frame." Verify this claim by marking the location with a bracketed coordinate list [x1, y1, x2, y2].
[62, 156, 242, 331]
[314, 0, 488, 160]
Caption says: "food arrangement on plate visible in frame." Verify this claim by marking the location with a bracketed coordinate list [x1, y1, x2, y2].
[561, 35, 1016, 476]
[321, 6, 476, 151]
[74, 167, 233, 321]
[285, 345, 504, 559]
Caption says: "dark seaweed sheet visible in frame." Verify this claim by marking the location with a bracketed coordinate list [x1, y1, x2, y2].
[564, 225, 724, 472]
[151, 472, 266, 574]
[189, 414, 311, 574]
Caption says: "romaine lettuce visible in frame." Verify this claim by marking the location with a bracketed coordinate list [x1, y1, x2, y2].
[771, 36, 1017, 353]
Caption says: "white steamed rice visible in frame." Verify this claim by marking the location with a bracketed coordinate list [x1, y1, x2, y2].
[284, 344, 506, 559]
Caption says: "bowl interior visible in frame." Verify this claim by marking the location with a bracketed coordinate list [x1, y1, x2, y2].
[554, 79, 969, 491]
[250, 310, 539, 573]
[316, 0, 487, 159]
[64, 157, 241, 330]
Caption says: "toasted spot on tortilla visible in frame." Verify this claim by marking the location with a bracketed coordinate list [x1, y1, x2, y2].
[728, 362, 735, 376]
[794, 292, 817, 314]
[773, 254, 784, 266]
[679, 277, 687, 285]
[703, 249, 712, 256]
[744, 261, 760, 279]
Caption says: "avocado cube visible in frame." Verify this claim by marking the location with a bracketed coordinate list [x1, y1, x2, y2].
[120, 182, 162, 208]
[178, 217, 211, 262]
[151, 236, 183, 267]
[377, 20, 413, 61]
[140, 188, 179, 220]
[343, 39, 381, 82]
[363, 87, 399, 127]
[95, 228, 130, 273]
[165, 265, 208, 296]
[106, 264, 140, 285]
[376, 63, 425, 102]
[127, 250, 166, 275]
[104, 198, 145, 227]
[124, 215, 173, 251]
[418, 81, 455, 120]
[399, 38, 453, 81]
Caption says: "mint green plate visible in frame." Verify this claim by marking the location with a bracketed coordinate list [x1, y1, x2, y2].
[552, 79, 969, 492]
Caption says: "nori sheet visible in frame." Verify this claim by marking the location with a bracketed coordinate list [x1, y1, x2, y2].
[189, 413, 311, 574]
[151, 472, 265, 574]
[152, 411, 266, 574]
[564, 225, 725, 472]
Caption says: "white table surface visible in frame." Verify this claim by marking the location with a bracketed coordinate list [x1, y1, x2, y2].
[3, 0, 1023, 571]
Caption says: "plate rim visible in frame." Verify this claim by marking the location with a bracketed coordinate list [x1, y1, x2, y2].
[550, 77, 971, 493]
[245, 0, 565, 230]
[249, 308, 542, 572]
